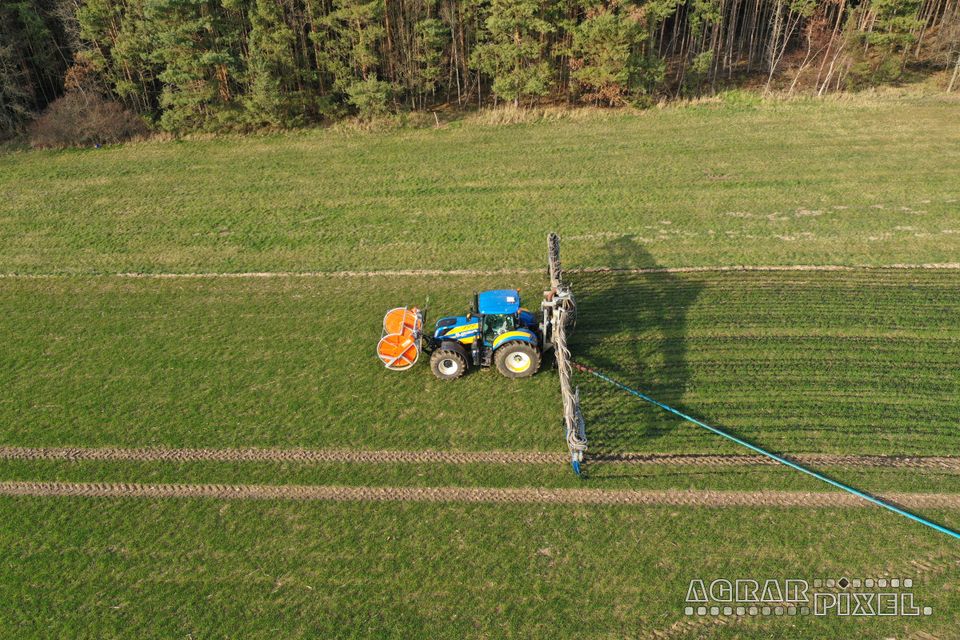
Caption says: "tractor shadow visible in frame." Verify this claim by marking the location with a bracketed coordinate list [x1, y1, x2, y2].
[566, 236, 704, 476]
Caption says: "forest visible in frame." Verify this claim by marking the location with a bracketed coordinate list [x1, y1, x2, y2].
[2, 0, 959, 139]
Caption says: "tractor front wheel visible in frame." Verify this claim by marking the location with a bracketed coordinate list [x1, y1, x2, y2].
[430, 349, 468, 381]
[494, 342, 541, 379]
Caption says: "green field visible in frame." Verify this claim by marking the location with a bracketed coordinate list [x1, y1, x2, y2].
[2, 269, 958, 455]
[1, 97, 959, 274]
[2, 96, 960, 639]
[3, 498, 959, 639]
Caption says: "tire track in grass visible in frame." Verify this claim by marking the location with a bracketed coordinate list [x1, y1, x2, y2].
[1, 481, 960, 507]
[2, 446, 959, 470]
[0, 446, 565, 464]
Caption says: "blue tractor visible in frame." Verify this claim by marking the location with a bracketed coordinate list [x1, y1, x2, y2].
[376, 236, 575, 381]
[377, 286, 574, 381]
[427, 289, 541, 380]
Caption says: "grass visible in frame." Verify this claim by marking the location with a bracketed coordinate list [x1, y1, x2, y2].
[0, 96, 958, 274]
[571, 268, 960, 456]
[1, 496, 958, 639]
[2, 96, 960, 638]
[1, 270, 956, 455]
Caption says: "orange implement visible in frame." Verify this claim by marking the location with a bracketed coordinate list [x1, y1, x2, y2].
[377, 333, 419, 370]
[378, 307, 423, 371]
[383, 307, 422, 336]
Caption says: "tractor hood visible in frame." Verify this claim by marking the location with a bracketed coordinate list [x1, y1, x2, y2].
[433, 315, 479, 340]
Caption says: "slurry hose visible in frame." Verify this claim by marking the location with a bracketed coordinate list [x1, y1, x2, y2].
[572, 361, 960, 541]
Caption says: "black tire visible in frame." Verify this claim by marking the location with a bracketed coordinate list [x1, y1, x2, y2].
[494, 342, 541, 379]
[430, 349, 468, 381]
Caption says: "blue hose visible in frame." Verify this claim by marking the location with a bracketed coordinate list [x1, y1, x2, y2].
[572, 361, 960, 541]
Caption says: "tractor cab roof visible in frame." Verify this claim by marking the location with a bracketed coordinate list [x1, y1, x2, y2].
[477, 289, 520, 315]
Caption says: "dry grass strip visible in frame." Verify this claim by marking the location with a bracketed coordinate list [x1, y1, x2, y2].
[1, 263, 959, 279]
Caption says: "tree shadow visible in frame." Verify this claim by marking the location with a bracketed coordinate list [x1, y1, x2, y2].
[566, 236, 703, 474]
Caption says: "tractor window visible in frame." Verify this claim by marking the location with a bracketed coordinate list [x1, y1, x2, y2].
[482, 314, 515, 342]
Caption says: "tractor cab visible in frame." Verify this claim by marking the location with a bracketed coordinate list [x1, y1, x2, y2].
[477, 289, 519, 344]
[475, 289, 540, 346]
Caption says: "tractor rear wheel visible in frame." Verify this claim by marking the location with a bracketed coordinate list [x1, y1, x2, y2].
[494, 342, 540, 379]
[430, 349, 468, 381]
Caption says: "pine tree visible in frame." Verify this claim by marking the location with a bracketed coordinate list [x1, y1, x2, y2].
[316, 0, 385, 92]
[245, 0, 297, 126]
[315, 0, 391, 116]
[144, 0, 241, 131]
[471, 0, 556, 106]
[411, 17, 448, 109]
[568, 4, 646, 106]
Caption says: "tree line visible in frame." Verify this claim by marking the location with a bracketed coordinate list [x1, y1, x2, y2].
[2, 0, 959, 135]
